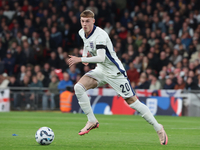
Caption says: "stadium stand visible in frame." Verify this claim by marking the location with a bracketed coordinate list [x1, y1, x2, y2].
[0, 0, 200, 110]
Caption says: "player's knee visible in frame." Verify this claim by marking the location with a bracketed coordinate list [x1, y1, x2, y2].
[125, 96, 137, 105]
[74, 83, 85, 95]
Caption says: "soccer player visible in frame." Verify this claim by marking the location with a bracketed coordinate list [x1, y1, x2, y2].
[68, 10, 168, 145]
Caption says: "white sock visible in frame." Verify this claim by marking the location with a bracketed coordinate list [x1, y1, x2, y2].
[129, 100, 161, 132]
[74, 83, 96, 123]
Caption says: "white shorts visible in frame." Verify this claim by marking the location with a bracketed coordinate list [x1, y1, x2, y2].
[85, 67, 135, 99]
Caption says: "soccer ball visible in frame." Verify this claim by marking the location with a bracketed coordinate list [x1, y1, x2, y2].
[35, 127, 55, 145]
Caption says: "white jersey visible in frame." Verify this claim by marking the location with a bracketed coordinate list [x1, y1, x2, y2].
[79, 26, 126, 77]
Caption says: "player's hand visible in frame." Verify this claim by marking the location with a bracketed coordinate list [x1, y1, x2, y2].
[82, 62, 89, 65]
[68, 55, 82, 67]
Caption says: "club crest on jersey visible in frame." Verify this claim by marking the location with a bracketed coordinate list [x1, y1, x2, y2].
[89, 41, 94, 49]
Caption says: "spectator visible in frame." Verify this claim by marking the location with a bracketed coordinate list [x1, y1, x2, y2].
[158, 71, 166, 88]
[0, 42, 7, 60]
[149, 73, 162, 90]
[86, 0, 98, 16]
[127, 62, 140, 84]
[57, 47, 64, 65]
[42, 62, 51, 78]
[173, 15, 182, 36]
[8, 76, 20, 110]
[174, 38, 186, 51]
[182, 57, 189, 68]
[28, 32, 42, 46]
[36, 71, 50, 88]
[164, 36, 174, 50]
[188, 70, 198, 83]
[9, 41, 18, 54]
[104, 22, 113, 35]
[81, 65, 90, 76]
[33, 65, 41, 76]
[15, 32, 23, 46]
[174, 76, 186, 89]
[2, 51, 15, 76]
[16, 65, 26, 84]
[32, 38, 44, 65]
[0, 73, 9, 88]
[178, 22, 194, 38]
[169, 49, 182, 65]
[42, 30, 51, 55]
[130, 5, 140, 18]
[34, 17, 43, 33]
[60, 6, 69, 19]
[98, 1, 111, 27]
[70, 16, 81, 46]
[148, 31, 156, 47]
[152, 90, 159, 96]
[27, 75, 43, 109]
[120, 10, 132, 28]
[181, 32, 192, 51]
[63, 23, 72, 51]
[127, 44, 136, 61]
[141, 56, 150, 72]
[23, 41, 35, 65]
[156, 51, 169, 73]
[57, 72, 73, 93]
[48, 51, 59, 70]
[61, 57, 69, 73]
[67, 65, 80, 83]
[0, 58, 4, 74]
[58, 16, 65, 33]
[192, 37, 200, 51]
[133, 56, 142, 71]
[163, 78, 175, 89]
[14, 45, 26, 67]
[42, 75, 59, 110]
[135, 72, 150, 89]
[185, 77, 200, 90]
[50, 26, 62, 50]
[152, 16, 166, 33]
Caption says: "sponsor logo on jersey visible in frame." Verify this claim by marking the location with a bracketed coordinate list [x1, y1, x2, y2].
[124, 93, 130, 96]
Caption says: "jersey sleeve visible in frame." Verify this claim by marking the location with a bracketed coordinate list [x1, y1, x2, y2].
[78, 29, 83, 39]
[81, 49, 105, 63]
[95, 35, 106, 48]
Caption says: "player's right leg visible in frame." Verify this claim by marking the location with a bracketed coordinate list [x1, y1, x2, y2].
[74, 75, 99, 135]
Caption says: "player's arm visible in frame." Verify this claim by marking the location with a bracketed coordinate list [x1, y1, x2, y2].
[82, 48, 105, 63]
[81, 34, 107, 63]
[82, 46, 89, 65]
[68, 48, 106, 67]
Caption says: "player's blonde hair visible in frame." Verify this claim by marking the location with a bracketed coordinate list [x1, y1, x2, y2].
[80, 10, 94, 18]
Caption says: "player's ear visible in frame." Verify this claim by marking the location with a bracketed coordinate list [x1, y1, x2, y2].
[93, 18, 95, 24]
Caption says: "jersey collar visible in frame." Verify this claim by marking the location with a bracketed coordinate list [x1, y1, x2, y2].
[85, 25, 96, 39]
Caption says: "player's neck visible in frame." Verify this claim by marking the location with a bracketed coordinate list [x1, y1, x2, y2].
[85, 25, 94, 38]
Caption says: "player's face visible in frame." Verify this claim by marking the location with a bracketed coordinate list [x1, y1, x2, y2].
[80, 17, 95, 34]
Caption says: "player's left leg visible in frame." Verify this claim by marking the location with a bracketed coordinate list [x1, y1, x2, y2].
[106, 74, 168, 145]
[126, 96, 168, 145]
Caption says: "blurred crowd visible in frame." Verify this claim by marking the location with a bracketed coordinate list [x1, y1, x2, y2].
[0, 0, 200, 95]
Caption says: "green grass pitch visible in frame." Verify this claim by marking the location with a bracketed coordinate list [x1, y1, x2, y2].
[0, 112, 200, 150]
